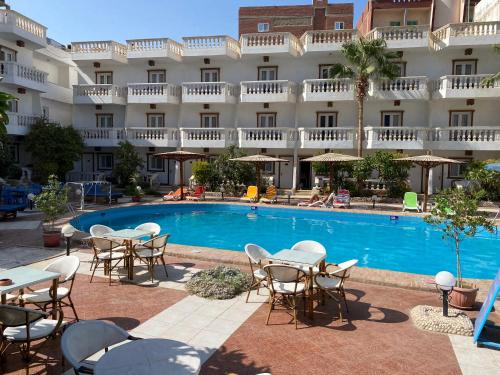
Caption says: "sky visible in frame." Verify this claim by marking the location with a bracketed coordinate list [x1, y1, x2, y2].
[9, 0, 366, 45]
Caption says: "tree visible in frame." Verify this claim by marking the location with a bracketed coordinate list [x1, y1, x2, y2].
[25, 118, 84, 182]
[465, 160, 500, 201]
[214, 146, 255, 195]
[481, 45, 500, 86]
[113, 141, 143, 187]
[192, 161, 218, 190]
[0, 91, 17, 178]
[330, 38, 400, 157]
[424, 189, 494, 287]
[32, 175, 68, 232]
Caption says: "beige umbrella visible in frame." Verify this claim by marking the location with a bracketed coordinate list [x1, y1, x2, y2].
[302, 153, 363, 193]
[154, 151, 206, 200]
[229, 154, 288, 200]
[395, 153, 463, 212]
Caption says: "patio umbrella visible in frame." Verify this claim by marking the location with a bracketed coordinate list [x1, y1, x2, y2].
[485, 163, 500, 172]
[154, 151, 206, 200]
[301, 153, 363, 193]
[395, 153, 462, 212]
[229, 154, 288, 200]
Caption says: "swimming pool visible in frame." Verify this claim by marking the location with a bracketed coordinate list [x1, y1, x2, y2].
[73, 204, 500, 279]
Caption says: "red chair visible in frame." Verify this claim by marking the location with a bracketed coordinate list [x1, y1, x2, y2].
[186, 186, 205, 201]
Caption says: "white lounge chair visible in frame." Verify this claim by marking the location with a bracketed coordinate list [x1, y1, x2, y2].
[244, 244, 271, 303]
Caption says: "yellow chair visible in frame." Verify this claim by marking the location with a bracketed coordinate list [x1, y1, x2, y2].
[259, 185, 278, 204]
[241, 186, 258, 202]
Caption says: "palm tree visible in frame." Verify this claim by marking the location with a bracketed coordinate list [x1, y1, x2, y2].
[329, 38, 400, 157]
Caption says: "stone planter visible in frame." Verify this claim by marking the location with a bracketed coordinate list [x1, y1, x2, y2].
[449, 286, 478, 310]
[43, 231, 60, 247]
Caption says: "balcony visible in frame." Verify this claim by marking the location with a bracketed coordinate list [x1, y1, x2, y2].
[369, 76, 430, 100]
[182, 82, 238, 104]
[73, 84, 127, 105]
[126, 127, 179, 148]
[182, 36, 240, 59]
[431, 22, 500, 50]
[302, 79, 354, 102]
[41, 82, 73, 104]
[5, 113, 38, 136]
[240, 81, 297, 103]
[427, 127, 500, 151]
[126, 38, 182, 62]
[240, 33, 302, 57]
[0, 62, 48, 92]
[433, 75, 500, 99]
[78, 128, 126, 147]
[127, 83, 181, 104]
[180, 128, 236, 148]
[299, 128, 355, 149]
[237, 127, 298, 149]
[71, 41, 128, 63]
[301, 30, 357, 54]
[0, 10, 47, 48]
[365, 127, 425, 150]
[366, 25, 429, 49]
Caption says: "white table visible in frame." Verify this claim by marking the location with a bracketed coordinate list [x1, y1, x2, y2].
[94, 339, 201, 375]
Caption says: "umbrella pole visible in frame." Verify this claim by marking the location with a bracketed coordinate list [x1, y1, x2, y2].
[423, 165, 430, 212]
[256, 163, 261, 201]
[180, 160, 184, 201]
[329, 163, 335, 194]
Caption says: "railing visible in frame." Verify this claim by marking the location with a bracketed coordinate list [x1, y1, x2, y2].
[71, 41, 127, 57]
[367, 127, 423, 142]
[127, 127, 179, 143]
[238, 127, 298, 142]
[6, 113, 38, 129]
[78, 128, 126, 141]
[182, 82, 237, 98]
[303, 79, 353, 95]
[240, 32, 301, 53]
[181, 128, 234, 142]
[429, 127, 499, 143]
[127, 38, 182, 56]
[372, 76, 428, 92]
[74, 84, 126, 98]
[0, 10, 47, 40]
[446, 21, 499, 37]
[241, 80, 297, 95]
[435, 74, 499, 91]
[0, 62, 48, 85]
[183, 36, 240, 55]
[301, 127, 354, 143]
[366, 25, 429, 42]
[301, 30, 356, 46]
[128, 83, 180, 98]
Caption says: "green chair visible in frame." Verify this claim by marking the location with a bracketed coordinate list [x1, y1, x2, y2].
[403, 192, 420, 212]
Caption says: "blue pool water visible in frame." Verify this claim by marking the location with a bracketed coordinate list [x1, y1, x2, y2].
[73, 204, 500, 279]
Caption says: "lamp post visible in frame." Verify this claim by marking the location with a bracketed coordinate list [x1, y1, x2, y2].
[27, 193, 35, 210]
[61, 224, 76, 256]
[220, 185, 225, 201]
[435, 271, 456, 317]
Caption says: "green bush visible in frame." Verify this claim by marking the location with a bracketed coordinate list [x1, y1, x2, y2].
[113, 141, 144, 187]
[32, 175, 68, 231]
[465, 160, 500, 201]
[192, 161, 218, 190]
[186, 266, 252, 300]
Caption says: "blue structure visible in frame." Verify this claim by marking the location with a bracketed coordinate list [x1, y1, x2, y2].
[473, 268, 500, 349]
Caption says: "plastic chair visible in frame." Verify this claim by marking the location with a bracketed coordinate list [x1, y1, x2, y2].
[133, 234, 170, 282]
[134, 222, 161, 238]
[244, 244, 271, 302]
[90, 238, 127, 285]
[290, 240, 327, 276]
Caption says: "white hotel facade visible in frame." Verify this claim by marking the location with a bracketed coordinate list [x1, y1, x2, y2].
[1, 0, 500, 193]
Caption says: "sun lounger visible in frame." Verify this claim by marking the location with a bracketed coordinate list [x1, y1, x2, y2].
[241, 186, 258, 202]
[259, 185, 278, 204]
[332, 189, 350, 208]
[186, 186, 205, 201]
[309, 192, 336, 208]
[163, 187, 188, 201]
[403, 192, 420, 212]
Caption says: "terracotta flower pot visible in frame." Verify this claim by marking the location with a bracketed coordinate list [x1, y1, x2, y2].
[449, 286, 478, 310]
[43, 231, 61, 248]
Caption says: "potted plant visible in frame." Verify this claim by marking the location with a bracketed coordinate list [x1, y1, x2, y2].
[424, 188, 494, 309]
[32, 175, 68, 247]
[126, 173, 144, 202]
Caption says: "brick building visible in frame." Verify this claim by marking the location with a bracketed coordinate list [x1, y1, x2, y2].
[239, 0, 354, 37]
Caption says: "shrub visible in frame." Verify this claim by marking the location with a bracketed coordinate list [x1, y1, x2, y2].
[32, 175, 68, 231]
[186, 266, 252, 300]
[192, 161, 218, 190]
[465, 160, 500, 201]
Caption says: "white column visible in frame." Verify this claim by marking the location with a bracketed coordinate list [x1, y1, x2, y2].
[428, 168, 433, 195]
[292, 148, 298, 191]
[174, 161, 180, 185]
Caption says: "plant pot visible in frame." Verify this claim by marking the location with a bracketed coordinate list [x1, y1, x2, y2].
[43, 231, 61, 248]
[449, 286, 478, 310]
[132, 196, 141, 202]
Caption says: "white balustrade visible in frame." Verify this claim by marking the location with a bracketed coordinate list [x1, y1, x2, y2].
[78, 128, 125, 146]
[180, 128, 235, 147]
[126, 38, 182, 60]
[366, 25, 429, 48]
[127, 83, 180, 103]
[299, 127, 355, 149]
[238, 127, 298, 148]
[240, 32, 302, 56]
[127, 127, 179, 147]
[0, 62, 48, 89]
[302, 79, 353, 101]
[182, 82, 237, 103]
[370, 76, 429, 99]
[428, 127, 499, 143]
[241, 80, 297, 102]
[434, 74, 500, 98]
[301, 30, 356, 52]
[474, 0, 499, 22]
[183, 36, 240, 57]
[74, 84, 126, 104]
[5, 113, 38, 135]
[0, 10, 47, 43]
[432, 21, 500, 49]
[71, 41, 127, 62]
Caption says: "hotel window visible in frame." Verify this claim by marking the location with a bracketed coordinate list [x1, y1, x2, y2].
[449, 159, 470, 179]
[201, 68, 220, 82]
[200, 113, 219, 128]
[258, 23, 270, 33]
[8, 99, 18, 113]
[0, 46, 16, 62]
[319, 64, 333, 79]
[406, 20, 418, 26]
[317, 112, 337, 128]
[96, 114, 113, 128]
[95, 71, 113, 84]
[263, 162, 275, 174]
[335, 22, 345, 30]
[390, 21, 401, 27]
[147, 113, 165, 128]
[9, 143, 19, 163]
[257, 113, 276, 128]
[258, 66, 278, 81]
[453, 60, 476, 75]
[449, 111, 473, 127]
[147, 154, 164, 172]
[97, 154, 114, 170]
[148, 70, 166, 83]
[381, 111, 403, 127]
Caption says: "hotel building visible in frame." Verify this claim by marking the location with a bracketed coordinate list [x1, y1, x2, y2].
[1, 0, 499, 194]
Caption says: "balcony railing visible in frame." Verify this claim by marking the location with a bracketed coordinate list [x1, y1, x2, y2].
[240, 32, 302, 56]
[301, 30, 357, 53]
[433, 74, 500, 98]
[366, 25, 429, 48]
[240, 80, 297, 103]
[5, 113, 38, 135]
[237, 127, 298, 148]
[370, 76, 429, 100]
[302, 79, 354, 101]
[299, 127, 355, 149]
[180, 128, 236, 148]
[0, 61, 48, 91]
[429, 126, 499, 143]
[127, 127, 179, 147]
[71, 41, 128, 62]
[73, 84, 126, 104]
[0, 10, 47, 47]
[183, 36, 240, 58]
[182, 82, 238, 103]
[78, 128, 126, 147]
[431, 21, 500, 49]
[126, 38, 182, 61]
[127, 83, 181, 104]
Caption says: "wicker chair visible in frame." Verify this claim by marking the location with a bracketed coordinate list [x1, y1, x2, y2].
[88, 225, 113, 270]
[244, 244, 271, 303]
[90, 237, 127, 285]
[132, 234, 170, 282]
[134, 222, 161, 238]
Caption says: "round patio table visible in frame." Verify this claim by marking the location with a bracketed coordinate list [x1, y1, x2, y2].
[94, 338, 201, 375]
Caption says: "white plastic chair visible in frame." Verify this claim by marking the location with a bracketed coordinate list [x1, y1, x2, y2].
[61, 320, 141, 374]
[133, 234, 170, 282]
[134, 222, 161, 238]
[244, 244, 271, 303]
[89, 225, 113, 270]
[290, 240, 327, 276]
[90, 237, 127, 285]
[22, 256, 81, 321]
